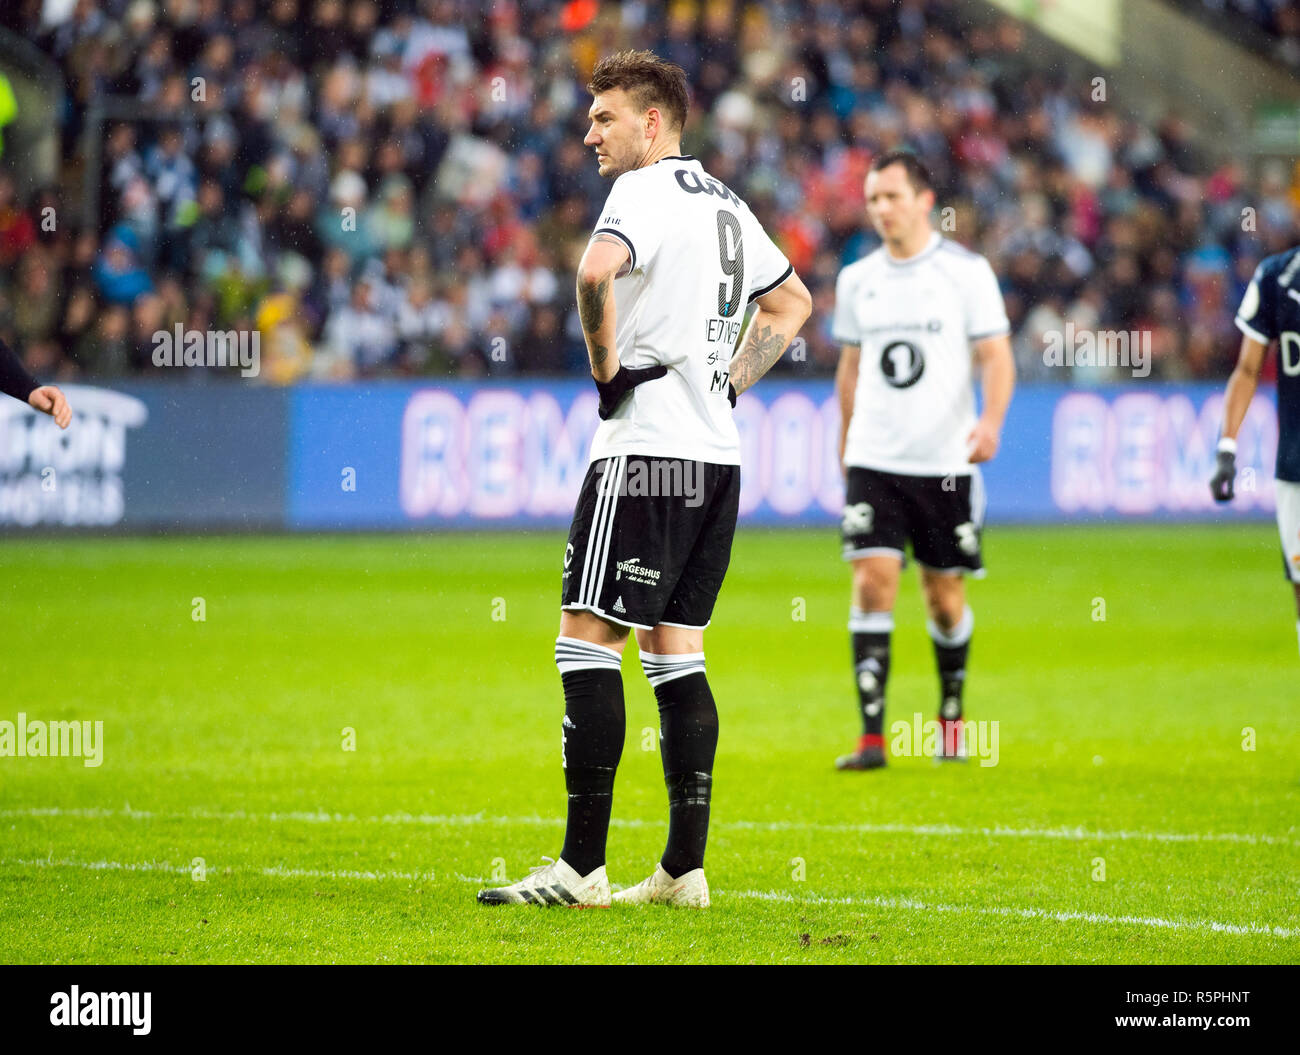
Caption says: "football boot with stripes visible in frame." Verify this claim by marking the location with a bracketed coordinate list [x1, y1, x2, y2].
[613, 863, 710, 908]
[476, 856, 610, 907]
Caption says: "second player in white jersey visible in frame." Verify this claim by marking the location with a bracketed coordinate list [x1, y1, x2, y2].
[829, 151, 1014, 775]
[585, 155, 794, 466]
[832, 231, 1010, 476]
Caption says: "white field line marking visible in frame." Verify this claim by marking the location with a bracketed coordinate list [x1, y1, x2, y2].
[727, 889, 1300, 941]
[2, 857, 437, 882]
[2, 857, 1294, 940]
[1, 806, 1294, 847]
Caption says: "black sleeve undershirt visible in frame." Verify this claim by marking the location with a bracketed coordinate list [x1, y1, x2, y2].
[0, 337, 39, 403]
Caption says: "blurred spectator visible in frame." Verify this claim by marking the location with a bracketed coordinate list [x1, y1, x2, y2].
[0, 173, 35, 268]
[321, 276, 395, 377]
[395, 275, 451, 372]
[256, 291, 313, 384]
[94, 227, 153, 305]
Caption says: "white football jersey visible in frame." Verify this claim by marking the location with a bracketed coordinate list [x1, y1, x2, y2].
[833, 232, 1009, 476]
[585, 155, 793, 466]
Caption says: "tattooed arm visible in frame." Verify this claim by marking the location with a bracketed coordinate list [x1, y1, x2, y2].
[575, 234, 665, 420]
[576, 234, 630, 383]
[729, 270, 813, 396]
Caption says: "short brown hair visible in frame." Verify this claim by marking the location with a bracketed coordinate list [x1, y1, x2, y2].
[588, 49, 689, 134]
[870, 150, 934, 194]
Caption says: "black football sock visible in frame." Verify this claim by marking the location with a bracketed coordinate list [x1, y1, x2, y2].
[928, 605, 973, 725]
[555, 636, 626, 877]
[641, 653, 716, 879]
[849, 608, 893, 742]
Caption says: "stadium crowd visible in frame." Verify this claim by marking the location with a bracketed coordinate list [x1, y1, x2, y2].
[1202, 0, 1300, 68]
[1, 0, 1296, 385]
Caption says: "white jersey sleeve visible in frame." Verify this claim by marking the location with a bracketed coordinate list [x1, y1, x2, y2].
[591, 173, 665, 274]
[962, 257, 1010, 341]
[831, 266, 862, 344]
[739, 206, 793, 304]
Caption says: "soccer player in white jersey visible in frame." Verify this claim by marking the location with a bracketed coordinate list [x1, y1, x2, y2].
[831, 151, 1015, 771]
[478, 50, 811, 907]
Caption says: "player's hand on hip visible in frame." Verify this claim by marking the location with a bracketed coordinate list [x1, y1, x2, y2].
[594, 364, 667, 420]
[966, 418, 999, 463]
[1209, 449, 1236, 502]
[28, 385, 72, 429]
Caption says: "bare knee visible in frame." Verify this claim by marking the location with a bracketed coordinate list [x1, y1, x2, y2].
[559, 609, 629, 652]
[852, 558, 900, 612]
[636, 624, 703, 655]
[922, 572, 966, 631]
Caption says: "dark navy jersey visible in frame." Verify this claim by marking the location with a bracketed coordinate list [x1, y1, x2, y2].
[1234, 247, 1300, 482]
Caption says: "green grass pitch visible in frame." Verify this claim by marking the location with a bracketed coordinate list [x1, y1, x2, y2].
[0, 525, 1296, 964]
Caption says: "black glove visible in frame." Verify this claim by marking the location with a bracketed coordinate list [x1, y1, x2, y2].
[594, 364, 667, 420]
[1209, 449, 1236, 503]
[727, 382, 737, 408]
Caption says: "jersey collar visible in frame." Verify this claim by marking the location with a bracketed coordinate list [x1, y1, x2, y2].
[655, 154, 696, 164]
[884, 231, 941, 267]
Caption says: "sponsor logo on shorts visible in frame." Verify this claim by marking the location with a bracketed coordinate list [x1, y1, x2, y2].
[842, 502, 874, 535]
[615, 557, 661, 585]
[955, 521, 979, 555]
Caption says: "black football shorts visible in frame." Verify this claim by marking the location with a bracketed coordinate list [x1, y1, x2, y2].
[561, 455, 740, 629]
[841, 465, 986, 575]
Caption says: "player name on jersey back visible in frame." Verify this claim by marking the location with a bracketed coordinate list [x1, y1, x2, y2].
[586, 156, 793, 467]
[833, 233, 1010, 477]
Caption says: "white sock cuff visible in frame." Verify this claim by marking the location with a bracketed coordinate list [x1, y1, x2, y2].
[639, 650, 706, 687]
[555, 636, 623, 674]
[928, 606, 974, 648]
[849, 608, 894, 634]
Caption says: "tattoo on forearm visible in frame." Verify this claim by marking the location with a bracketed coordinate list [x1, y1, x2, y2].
[577, 274, 608, 334]
[729, 320, 788, 394]
[577, 273, 611, 368]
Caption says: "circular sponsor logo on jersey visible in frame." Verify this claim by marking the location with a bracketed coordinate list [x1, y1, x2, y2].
[880, 340, 924, 388]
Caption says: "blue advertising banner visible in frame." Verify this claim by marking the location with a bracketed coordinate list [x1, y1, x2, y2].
[286, 381, 1281, 529]
[0, 380, 1279, 531]
[0, 383, 288, 530]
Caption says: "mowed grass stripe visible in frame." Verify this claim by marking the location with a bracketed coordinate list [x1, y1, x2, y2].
[3, 857, 1295, 940]
[0, 806, 1294, 846]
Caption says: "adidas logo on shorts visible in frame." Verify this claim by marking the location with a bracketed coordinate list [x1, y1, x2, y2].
[612, 596, 626, 613]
